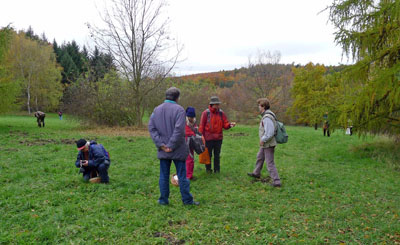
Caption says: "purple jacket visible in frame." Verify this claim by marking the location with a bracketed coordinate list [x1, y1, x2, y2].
[148, 100, 189, 161]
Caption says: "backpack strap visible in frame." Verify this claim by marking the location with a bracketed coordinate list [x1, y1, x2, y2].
[263, 112, 278, 134]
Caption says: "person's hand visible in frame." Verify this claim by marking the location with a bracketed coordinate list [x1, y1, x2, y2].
[160, 145, 172, 152]
[259, 140, 264, 146]
[81, 160, 88, 167]
[230, 122, 236, 127]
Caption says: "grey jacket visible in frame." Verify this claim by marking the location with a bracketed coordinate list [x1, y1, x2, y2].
[259, 110, 277, 148]
[148, 100, 189, 161]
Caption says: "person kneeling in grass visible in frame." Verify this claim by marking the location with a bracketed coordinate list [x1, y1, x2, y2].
[75, 138, 110, 184]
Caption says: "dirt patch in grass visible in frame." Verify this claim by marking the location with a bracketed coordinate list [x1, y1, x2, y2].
[78, 127, 149, 137]
[19, 138, 78, 146]
[9, 130, 29, 136]
[153, 232, 185, 244]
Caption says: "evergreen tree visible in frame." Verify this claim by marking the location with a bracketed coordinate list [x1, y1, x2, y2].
[328, 0, 400, 136]
[59, 51, 79, 84]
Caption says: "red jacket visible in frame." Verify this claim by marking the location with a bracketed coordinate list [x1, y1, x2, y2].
[199, 106, 231, 141]
[185, 123, 197, 139]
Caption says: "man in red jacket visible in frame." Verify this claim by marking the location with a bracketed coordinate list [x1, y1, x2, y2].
[199, 96, 236, 173]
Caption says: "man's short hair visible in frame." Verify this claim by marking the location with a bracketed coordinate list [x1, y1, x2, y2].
[165, 87, 180, 101]
[257, 98, 270, 110]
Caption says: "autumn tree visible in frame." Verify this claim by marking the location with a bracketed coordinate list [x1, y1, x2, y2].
[7, 32, 62, 113]
[0, 26, 20, 113]
[288, 63, 340, 126]
[328, 0, 400, 136]
[88, 0, 181, 126]
[221, 50, 293, 122]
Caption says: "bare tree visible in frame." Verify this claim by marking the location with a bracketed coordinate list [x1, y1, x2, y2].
[245, 50, 292, 114]
[88, 0, 182, 126]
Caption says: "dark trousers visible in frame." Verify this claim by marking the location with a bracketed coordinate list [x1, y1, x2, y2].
[82, 162, 109, 183]
[323, 128, 330, 137]
[205, 140, 222, 173]
[159, 159, 193, 205]
[37, 117, 45, 127]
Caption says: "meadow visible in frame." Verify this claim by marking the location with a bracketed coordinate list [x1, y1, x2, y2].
[0, 114, 399, 244]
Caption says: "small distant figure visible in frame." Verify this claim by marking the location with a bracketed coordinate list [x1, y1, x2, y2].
[323, 112, 330, 137]
[75, 139, 110, 184]
[58, 111, 63, 120]
[34, 111, 46, 127]
[346, 119, 353, 136]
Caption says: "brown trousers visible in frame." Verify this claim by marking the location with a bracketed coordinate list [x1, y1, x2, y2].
[252, 147, 280, 184]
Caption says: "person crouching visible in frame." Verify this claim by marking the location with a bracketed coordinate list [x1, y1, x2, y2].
[75, 138, 110, 183]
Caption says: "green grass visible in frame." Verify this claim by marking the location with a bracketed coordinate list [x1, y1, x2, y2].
[0, 114, 399, 244]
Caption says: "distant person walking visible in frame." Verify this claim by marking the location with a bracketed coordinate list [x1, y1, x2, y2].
[247, 98, 281, 187]
[148, 87, 199, 205]
[58, 111, 63, 120]
[34, 111, 46, 127]
[323, 112, 330, 137]
[199, 96, 235, 174]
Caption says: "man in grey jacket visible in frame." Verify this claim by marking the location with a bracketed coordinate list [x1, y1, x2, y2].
[148, 87, 199, 205]
[247, 98, 281, 187]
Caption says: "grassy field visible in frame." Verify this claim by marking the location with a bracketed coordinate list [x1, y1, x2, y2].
[0, 114, 399, 244]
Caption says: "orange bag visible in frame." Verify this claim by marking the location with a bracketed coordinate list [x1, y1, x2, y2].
[199, 147, 210, 164]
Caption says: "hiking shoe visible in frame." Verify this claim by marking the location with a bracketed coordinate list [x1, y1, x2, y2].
[184, 201, 200, 206]
[270, 182, 281, 187]
[247, 173, 260, 178]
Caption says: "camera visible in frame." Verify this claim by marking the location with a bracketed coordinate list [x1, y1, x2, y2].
[79, 160, 87, 174]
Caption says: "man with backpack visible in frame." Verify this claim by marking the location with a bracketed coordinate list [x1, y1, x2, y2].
[199, 96, 236, 174]
[75, 139, 110, 184]
[247, 98, 282, 187]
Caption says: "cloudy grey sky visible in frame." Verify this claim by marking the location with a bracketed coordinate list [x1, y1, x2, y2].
[0, 0, 348, 75]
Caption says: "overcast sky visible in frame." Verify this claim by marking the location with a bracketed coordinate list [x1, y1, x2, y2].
[0, 0, 348, 75]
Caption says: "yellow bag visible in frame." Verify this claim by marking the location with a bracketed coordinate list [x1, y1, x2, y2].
[199, 147, 210, 164]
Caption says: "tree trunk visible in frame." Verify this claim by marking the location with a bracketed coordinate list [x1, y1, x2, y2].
[27, 83, 31, 114]
[136, 102, 143, 127]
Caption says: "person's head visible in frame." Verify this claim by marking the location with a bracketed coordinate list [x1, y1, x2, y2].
[209, 96, 221, 109]
[257, 98, 270, 113]
[76, 138, 89, 152]
[165, 87, 180, 102]
[186, 106, 196, 123]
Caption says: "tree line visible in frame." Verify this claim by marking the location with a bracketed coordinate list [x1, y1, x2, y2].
[289, 0, 400, 140]
[0, 25, 115, 115]
[1, 0, 398, 140]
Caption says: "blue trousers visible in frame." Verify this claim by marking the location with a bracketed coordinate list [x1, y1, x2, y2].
[159, 159, 193, 205]
[83, 163, 109, 183]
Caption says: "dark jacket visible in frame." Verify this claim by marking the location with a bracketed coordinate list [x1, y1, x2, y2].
[148, 100, 189, 161]
[75, 141, 110, 168]
[199, 106, 231, 141]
